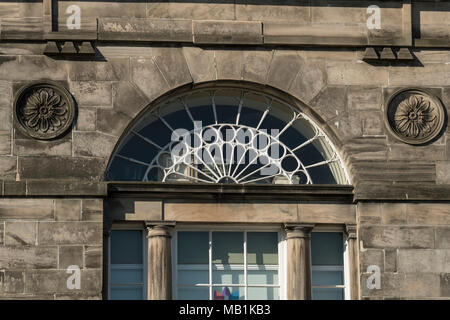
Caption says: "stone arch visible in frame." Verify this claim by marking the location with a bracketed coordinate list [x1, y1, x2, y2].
[104, 80, 352, 185]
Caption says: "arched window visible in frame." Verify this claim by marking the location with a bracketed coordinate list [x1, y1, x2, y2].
[106, 87, 349, 185]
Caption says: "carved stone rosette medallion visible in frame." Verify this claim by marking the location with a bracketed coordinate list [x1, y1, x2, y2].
[14, 81, 75, 140]
[385, 89, 445, 145]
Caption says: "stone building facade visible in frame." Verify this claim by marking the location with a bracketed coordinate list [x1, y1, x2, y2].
[0, 0, 449, 300]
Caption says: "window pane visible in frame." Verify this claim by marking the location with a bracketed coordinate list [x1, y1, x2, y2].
[178, 287, 209, 300]
[247, 232, 278, 265]
[110, 230, 143, 264]
[111, 266, 143, 284]
[178, 270, 209, 285]
[212, 267, 244, 285]
[110, 286, 143, 300]
[312, 270, 344, 286]
[311, 232, 343, 266]
[312, 288, 344, 300]
[212, 232, 243, 264]
[178, 232, 209, 264]
[248, 269, 278, 285]
[213, 286, 244, 300]
[247, 287, 279, 300]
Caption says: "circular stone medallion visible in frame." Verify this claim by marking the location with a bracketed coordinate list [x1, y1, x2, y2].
[14, 81, 75, 140]
[385, 89, 445, 145]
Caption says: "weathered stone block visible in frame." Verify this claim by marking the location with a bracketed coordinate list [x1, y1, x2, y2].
[345, 137, 388, 161]
[357, 202, 382, 224]
[164, 1, 235, 20]
[55, 199, 81, 221]
[73, 132, 117, 159]
[131, 57, 170, 101]
[193, 20, 262, 44]
[360, 249, 384, 272]
[0, 55, 67, 81]
[59, 246, 83, 270]
[288, 60, 326, 103]
[0, 271, 24, 294]
[347, 86, 383, 111]
[266, 51, 304, 91]
[384, 249, 397, 273]
[236, 1, 309, 21]
[69, 58, 130, 81]
[0, 199, 54, 220]
[441, 274, 450, 297]
[436, 162, 450, 184]
[38, 222, 102, 245]
[0, 222, 4, 245]
[97, 109, 132, 139]
[436, 228, 450, 249]
[183, 46, 216, 84]
[263, 22, 367, 46]
[0, 246, 57, 269]
[407, 203, 450, 225]
[71, 81, 113, 107]
[19, 157, 105, 180]
[327, 61, 388, 86]
[82, 199, 103, 222]
[26, 181, 107, 197]
[0, 108, 11, 131]
[75, 108, 96, 131]
[388, 145, 446, 162]
[0, 156, 16, 180]
[112, 81, 149, 120]
[360, 226, 434, 249]
[389, 64, 450, 86]
[84, 246, 102, 269]
[381, 203, 407, 224]
[24, 269, 101, 294]
[242, 49, 273, 84]
[151, 47, 192, 88]
[5, 221, 36, 246]
[309, 86, 347, 121]
[98, 18, 192, 42]
[398, 249, 450, 273]
[14, 139, 72, 157]
[0, 131, 11, 155]
[215, 50, 244, 80]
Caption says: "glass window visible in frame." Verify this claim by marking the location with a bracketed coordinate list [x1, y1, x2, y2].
[311, 232, 345, 300]
[176, 231, 279, 300]
[106, 88, 349, 185]
[109, 230, 145, 300]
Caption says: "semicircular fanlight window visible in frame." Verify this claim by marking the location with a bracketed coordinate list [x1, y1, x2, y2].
[106, 88, 349, 185]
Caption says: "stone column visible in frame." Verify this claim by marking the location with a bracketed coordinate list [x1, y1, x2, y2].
[146, 221, 175, 300]
[284, 223, 315, 300]
[346, 224, 360, 300]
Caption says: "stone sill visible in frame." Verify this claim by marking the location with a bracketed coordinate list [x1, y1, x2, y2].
[107, 181, 355, 203]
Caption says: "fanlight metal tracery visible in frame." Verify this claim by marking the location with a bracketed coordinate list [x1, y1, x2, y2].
[107, 88, 349, 185]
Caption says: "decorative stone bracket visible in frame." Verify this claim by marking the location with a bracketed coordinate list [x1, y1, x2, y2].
[363, 47, 414, 61]
[43, 41, 96, 56]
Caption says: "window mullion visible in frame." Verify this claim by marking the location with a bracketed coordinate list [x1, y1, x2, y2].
[244, 231, 248, 300]
[209, 231, 213, 300]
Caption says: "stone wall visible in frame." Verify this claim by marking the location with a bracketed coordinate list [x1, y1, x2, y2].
[359, 203, 450, 299]
[0, 198, 103, 299]
[0, 0, 448, 300]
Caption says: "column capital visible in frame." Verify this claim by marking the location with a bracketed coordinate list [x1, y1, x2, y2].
[345, 224, 357, 239]
[284, 223, 315, 239]
[145, 221, 176, 238]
